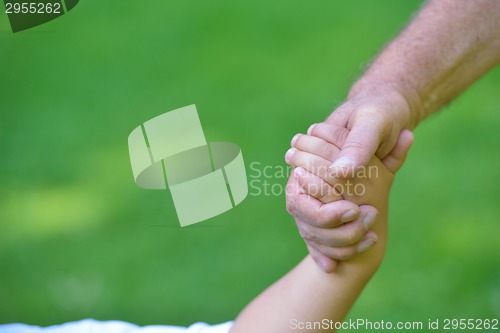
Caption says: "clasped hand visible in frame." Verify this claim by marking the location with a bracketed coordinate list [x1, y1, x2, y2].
[285, 121, 414, 272]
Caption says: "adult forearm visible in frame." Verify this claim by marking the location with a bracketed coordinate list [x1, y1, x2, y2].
[350, 0, 500, 128]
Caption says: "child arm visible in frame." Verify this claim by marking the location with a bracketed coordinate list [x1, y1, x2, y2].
[231, 130, 413, 333]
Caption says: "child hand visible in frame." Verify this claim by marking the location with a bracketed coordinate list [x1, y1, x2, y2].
[285, 122, 414, 272]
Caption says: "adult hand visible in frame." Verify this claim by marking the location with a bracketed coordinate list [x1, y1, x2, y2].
[285, 121, 383, 273]
[286, 172, 379, 273]
[286, 122, 414, 272]
[324, 86, 413, 178]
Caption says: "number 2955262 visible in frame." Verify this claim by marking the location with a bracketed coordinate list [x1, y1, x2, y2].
[5, 2, 61, 14]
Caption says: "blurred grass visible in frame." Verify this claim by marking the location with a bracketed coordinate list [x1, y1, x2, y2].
[0, 0, 499, 327]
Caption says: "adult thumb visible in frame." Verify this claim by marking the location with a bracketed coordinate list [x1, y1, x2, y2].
[329, 119, 383, 178]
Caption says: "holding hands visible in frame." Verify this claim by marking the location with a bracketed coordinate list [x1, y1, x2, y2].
[285, 122, 414, 272]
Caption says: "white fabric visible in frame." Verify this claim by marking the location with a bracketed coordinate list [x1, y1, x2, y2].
[0, 319, 233, 333]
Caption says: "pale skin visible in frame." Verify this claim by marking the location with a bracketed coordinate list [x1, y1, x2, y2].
[288, 0, 500, 271]
[232, 0, 499, 330]
[231, 130, 414, 333]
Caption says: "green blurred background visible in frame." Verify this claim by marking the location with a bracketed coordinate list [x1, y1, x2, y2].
[1, 0, 499, 328]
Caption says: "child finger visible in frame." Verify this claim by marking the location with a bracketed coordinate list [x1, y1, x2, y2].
[308, 122, 350, 149]
[285, 148, 339, 186]
[292, 134, 341, 163]
[382, 130, 415, 173]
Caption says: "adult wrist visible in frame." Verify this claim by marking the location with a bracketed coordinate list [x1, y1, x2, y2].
[347, 77, 423, 130]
